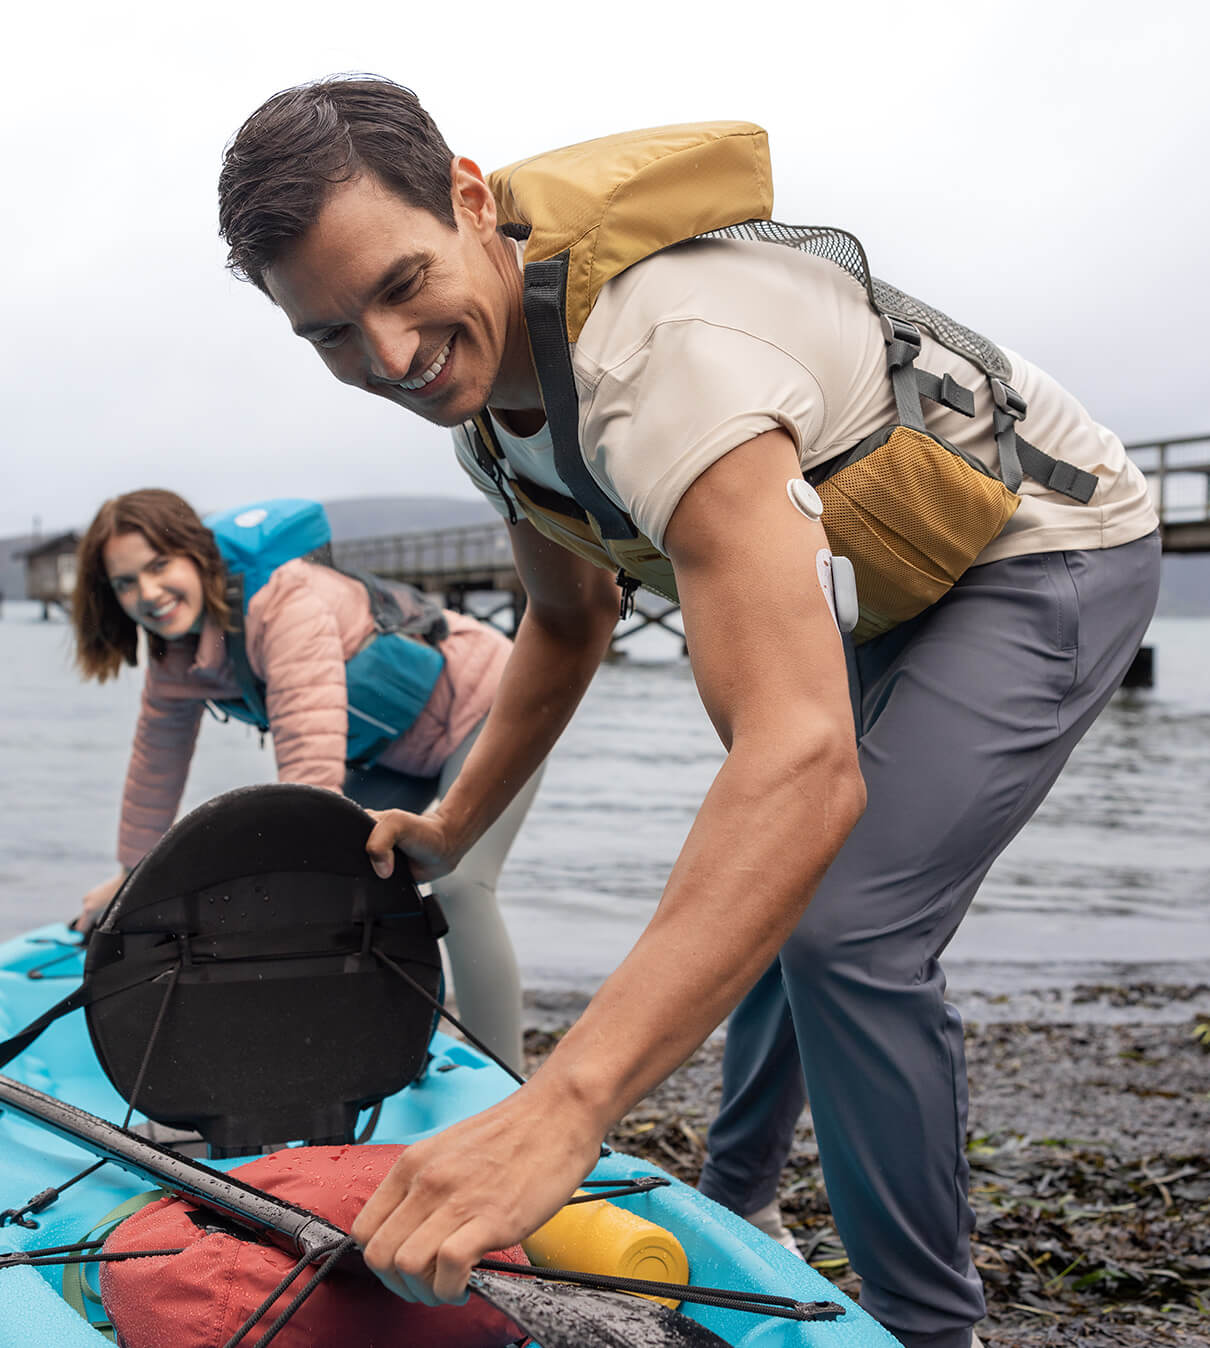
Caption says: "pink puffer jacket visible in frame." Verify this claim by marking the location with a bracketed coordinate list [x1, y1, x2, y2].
[117, 560, 511, 869]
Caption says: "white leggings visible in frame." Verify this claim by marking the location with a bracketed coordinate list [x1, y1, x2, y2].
[344, 720, 543, 1072]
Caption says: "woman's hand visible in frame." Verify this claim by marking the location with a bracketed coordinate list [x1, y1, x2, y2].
[72, 870, 127, 933]
[365, 808, 464, 884]
[351, 1081, 604, 1304]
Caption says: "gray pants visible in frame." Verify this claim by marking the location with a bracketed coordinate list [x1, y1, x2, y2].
[345, 720, 544, 1073]
[697, 534, 1161, 1348]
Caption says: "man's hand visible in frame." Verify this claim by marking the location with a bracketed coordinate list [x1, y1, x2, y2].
[365, 807, 461, 883]
[351, 1081, 603, 1304]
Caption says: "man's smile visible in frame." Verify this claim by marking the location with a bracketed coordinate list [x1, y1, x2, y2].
[396, 339, 453, 392]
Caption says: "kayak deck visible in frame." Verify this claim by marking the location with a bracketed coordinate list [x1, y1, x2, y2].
[0, 924, 899, 1347]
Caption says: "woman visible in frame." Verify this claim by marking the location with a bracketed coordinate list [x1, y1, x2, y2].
[71, 488, 540, 1070]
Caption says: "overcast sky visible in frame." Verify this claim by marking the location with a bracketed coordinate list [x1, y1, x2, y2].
[4, 0, 1207, 537]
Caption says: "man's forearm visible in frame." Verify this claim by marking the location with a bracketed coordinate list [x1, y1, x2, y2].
[524, 714, 865, 1133]
[435, 598, 616, 852]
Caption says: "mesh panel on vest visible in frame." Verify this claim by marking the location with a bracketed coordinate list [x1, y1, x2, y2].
[703, 221, 1013, 381]
[816, 426, 1019, 643]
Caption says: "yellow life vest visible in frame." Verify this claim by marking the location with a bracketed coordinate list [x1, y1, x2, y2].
[467, 124, 1098, 641]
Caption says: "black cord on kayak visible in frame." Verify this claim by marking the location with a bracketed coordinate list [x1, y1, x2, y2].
[373, 946, 527, 1086]
[0, 1246, 184, 1269]
[566, 1177, 671, 1203]
[0, 1160, 108, 1229]
[120, 962, 181, 1128]
[474, 1258, 847, 1322]
[222, 1248, 316, 1347]
[231, 1235, 357, 1348]
[0, 966, 178, 1230]
[25, 939, 87, 981]
[373, 946, 613, 1157]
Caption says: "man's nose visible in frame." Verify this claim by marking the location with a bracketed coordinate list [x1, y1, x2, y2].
[364, 320, 420, 384]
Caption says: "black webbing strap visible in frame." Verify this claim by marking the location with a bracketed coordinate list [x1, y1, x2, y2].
[884, 326, 1096, 503]
[0, 984, 91, 1072]
[1016, 435, 1099, 503]
[0, 945, 187, 1072]
[522, 255, 639, 541]
[469, 416, 519, 525]
[511, 473, 592, 522]
[881, 315, 927, 432]
[990, 377, 1027, 493]
[915, 369, 976, 417]
[335, 569, 449, 645]
[989, 379, 1096, 501]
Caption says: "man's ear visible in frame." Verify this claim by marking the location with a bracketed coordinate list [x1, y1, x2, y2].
[450, 156, 497, 241]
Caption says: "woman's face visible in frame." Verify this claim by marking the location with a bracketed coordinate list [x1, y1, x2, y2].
[102, 531, 205, 640]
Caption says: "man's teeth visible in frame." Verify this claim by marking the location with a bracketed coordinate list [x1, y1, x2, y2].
[399, 342, 451, 391]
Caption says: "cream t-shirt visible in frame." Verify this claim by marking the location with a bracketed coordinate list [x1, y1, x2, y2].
[452, 237, 1156, 563]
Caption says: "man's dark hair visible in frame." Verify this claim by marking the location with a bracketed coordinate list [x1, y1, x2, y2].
[218, 74, 455, 294]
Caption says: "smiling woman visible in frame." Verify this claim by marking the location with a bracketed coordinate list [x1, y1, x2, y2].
[66, 488, 543, 1071]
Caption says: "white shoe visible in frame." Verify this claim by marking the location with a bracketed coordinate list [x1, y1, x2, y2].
[743, 1198, 804, 1260]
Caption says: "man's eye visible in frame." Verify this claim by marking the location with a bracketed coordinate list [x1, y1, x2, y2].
[389, 271, 423, 303]
[314, 327, 348, 349]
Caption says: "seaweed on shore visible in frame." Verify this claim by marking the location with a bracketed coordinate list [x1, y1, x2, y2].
[523, 1008, 1210, 1347]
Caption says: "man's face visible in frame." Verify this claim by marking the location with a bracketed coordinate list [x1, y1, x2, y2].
[264, 166, 524, 428]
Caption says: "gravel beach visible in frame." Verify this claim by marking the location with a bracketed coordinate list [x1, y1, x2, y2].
[522, 982, 1210, 1347]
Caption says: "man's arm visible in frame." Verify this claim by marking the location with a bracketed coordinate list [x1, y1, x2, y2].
[365, 518, 621, 881]
[352, 429, 865, 1302]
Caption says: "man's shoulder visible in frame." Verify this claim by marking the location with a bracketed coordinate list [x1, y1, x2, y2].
[576, 237, 869, 373]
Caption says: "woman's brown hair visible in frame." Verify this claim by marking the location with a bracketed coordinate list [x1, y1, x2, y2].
[73, 489, 230, 682]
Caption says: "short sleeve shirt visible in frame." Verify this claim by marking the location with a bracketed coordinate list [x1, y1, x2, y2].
[452, 237, 1156, 562]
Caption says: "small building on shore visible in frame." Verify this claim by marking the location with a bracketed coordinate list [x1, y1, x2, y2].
[19, 533, 79, 618]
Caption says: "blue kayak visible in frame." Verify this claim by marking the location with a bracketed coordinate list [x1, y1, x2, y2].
[0, 923, 900, 1348]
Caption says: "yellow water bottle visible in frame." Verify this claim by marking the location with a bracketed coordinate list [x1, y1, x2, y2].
[522, 1191, 689, 1309]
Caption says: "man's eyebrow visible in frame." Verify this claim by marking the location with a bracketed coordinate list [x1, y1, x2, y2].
[292, 253, 430, 337]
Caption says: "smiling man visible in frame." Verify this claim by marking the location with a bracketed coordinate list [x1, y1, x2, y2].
[218, 76, 1160, 1348]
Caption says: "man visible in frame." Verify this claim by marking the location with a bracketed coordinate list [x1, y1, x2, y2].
[218, 75, 1159, 1348]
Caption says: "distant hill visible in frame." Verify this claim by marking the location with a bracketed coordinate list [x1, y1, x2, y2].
[321, 494, 498, 541]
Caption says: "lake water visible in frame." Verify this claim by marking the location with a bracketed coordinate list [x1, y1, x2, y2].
[1, 602, 1207, 1021]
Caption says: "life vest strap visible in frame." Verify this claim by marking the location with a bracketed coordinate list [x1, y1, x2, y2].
[1016, 436, 1099, 503]
[222, 573, 270, 733]
[522, 255, 639, 542]
[470, 416, 520, 525]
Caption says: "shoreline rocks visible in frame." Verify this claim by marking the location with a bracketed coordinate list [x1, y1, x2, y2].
[522, 991, 1210, 1347]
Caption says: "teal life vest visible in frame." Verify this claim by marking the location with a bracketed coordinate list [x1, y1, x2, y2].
[204, 500, 448, 767]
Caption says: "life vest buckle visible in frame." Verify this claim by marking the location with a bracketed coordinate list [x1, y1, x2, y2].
[990, 377, 1027, 421]
[615, 569, 639, 620]
[879, 314, 922, 369]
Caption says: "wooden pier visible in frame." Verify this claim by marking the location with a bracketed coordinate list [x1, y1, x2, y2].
[331, 435, 1210, 653]
[1123, 433, 1210, 552]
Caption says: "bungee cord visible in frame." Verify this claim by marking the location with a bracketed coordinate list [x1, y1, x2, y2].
[2, 932, 846, 1344]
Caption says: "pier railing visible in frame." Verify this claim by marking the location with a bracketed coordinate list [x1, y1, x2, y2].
[1124, 433, 1210, 551]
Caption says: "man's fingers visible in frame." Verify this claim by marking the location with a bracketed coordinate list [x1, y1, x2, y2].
[365, 809, 410, 878]
[353, 1147, 495, 1306]
[351, 1151, 411, 1247]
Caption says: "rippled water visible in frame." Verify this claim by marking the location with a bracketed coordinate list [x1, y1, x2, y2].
[2, 602, 1207, 1011]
